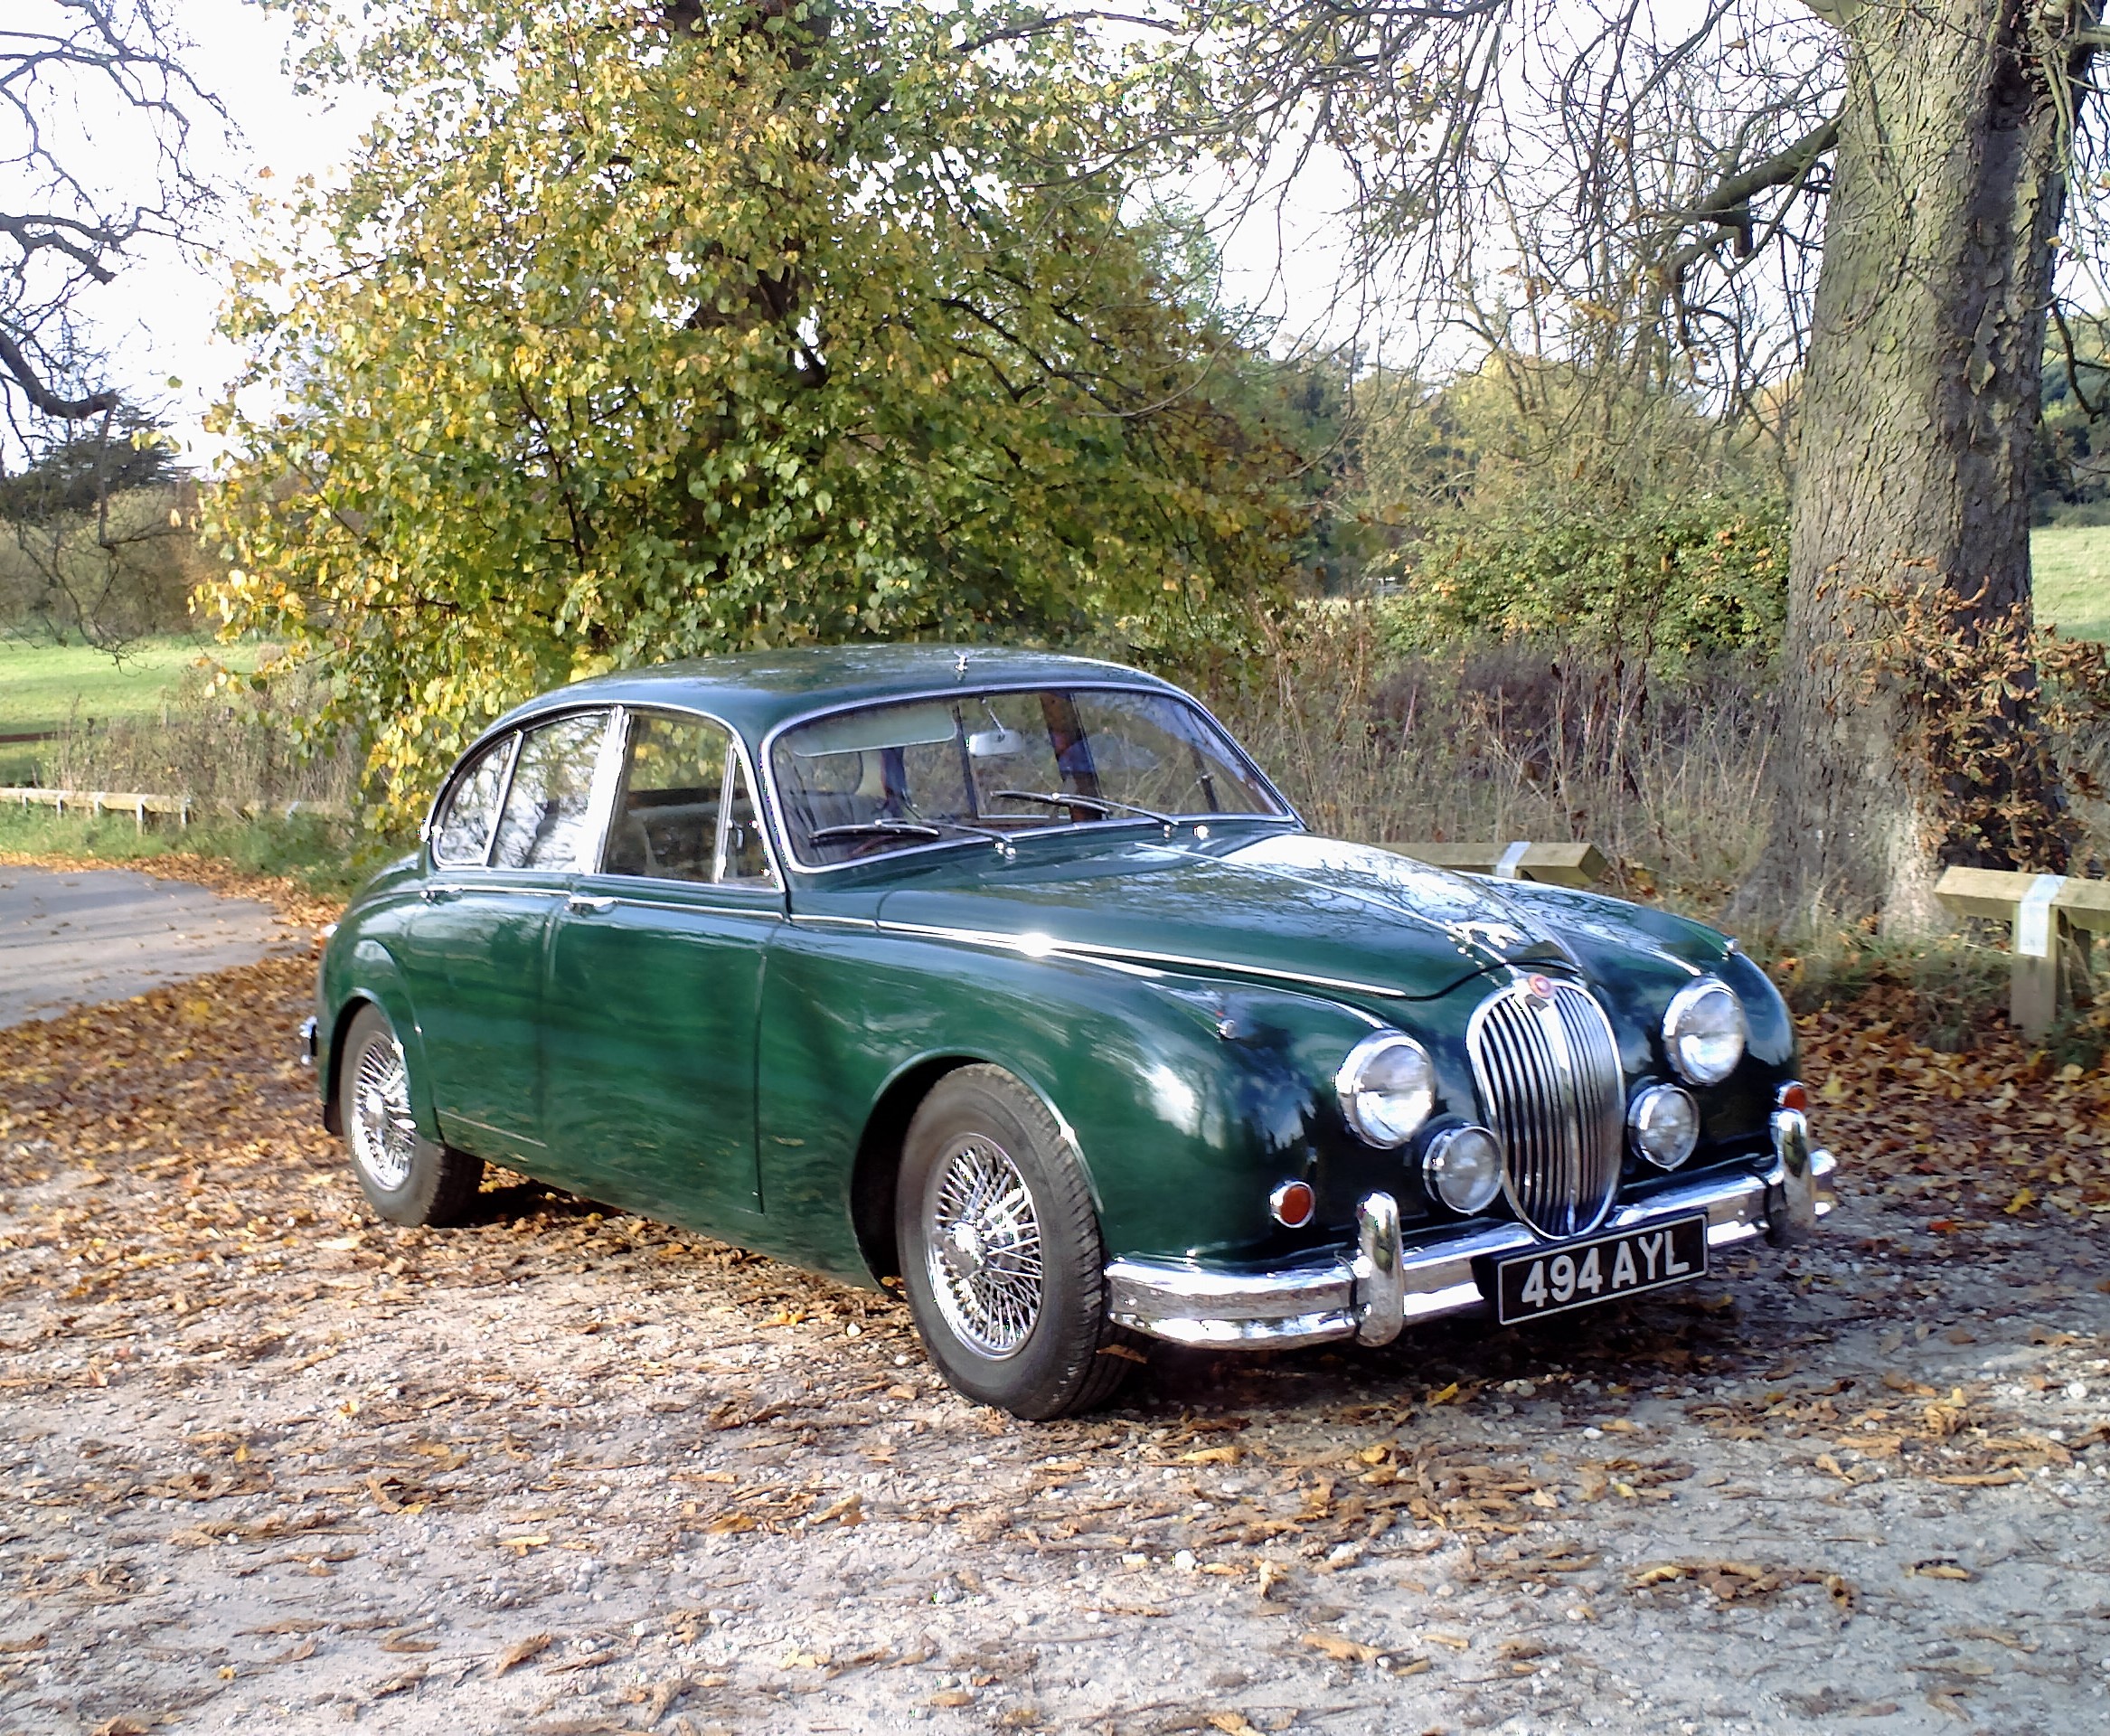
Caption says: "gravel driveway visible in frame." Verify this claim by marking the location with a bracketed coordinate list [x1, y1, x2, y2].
[0, 865, 290, 1028]
[0, 874, 2105, 1736]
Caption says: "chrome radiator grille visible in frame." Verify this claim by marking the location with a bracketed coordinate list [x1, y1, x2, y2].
[1466, 977, 1625, 1240]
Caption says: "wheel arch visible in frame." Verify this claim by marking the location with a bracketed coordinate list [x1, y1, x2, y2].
[320, 994, 379, 1135]
[320, 964, 438, 1143]
[848, 1052, 1089, 1285]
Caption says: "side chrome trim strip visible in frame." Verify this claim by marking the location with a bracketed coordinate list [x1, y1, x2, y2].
[588, 896, 783, 921]
[787, 911, 881, 932]
[873, 919, 1408, 999]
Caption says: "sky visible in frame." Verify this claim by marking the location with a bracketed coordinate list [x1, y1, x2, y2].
[61, 0, 375, 466]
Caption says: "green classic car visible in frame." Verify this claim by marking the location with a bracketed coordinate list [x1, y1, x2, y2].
[306, 645, 1837, 1418]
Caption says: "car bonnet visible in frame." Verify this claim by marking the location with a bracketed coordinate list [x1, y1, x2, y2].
[869, 831, 1578, 1003]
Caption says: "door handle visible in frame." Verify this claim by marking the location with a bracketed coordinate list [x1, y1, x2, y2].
[567, 894, 617, 915]
[419, 883, 463, 903]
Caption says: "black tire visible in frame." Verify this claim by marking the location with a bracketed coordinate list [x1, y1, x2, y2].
[336, 1003, 485, 1227]
[896, 1064, 1140, 1420]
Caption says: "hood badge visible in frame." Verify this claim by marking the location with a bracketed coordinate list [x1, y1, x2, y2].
[1526, 972, 1555, 999]
[1448, 919, 1528, 954]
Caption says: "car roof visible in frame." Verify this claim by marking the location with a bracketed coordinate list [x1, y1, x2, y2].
[490, 643, 1187, 745]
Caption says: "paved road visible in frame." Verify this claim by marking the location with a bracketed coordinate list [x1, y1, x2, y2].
[0, 865, 290, 1027]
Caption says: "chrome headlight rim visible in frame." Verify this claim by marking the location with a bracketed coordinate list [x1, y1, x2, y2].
[1334, 1029, 1436, 1148]
[1422, 1122, 1506, 1213]
[1627, 1081, 1700, 1170]
[1662, 977, 1747, 1087]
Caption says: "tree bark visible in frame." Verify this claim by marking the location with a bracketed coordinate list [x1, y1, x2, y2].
[1739, 0, 2085, 935]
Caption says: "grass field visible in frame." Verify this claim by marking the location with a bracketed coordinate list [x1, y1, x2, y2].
[0, 636, 266, 785]
[2034, 524, 2110, 641]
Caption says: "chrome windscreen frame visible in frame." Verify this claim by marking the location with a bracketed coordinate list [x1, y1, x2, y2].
[753, 679, 1304, 878]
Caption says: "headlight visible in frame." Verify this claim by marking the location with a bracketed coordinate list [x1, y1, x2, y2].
[1628, 1083, 1700, 1169]
[1335, 1031, 1436, 1147]
[1423, 1124, 1505, 1212]
[1662, 978, 1747, 1085]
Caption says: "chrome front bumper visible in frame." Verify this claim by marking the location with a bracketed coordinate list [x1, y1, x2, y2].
[1106, 1123, 1838, 1350]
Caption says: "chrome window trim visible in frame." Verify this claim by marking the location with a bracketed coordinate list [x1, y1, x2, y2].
[429, 703, 617, 875]
[755, 680, 1303, 878]
[577, 706, 630, 875]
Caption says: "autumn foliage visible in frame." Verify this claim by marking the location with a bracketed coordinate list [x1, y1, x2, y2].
[204, 1, 1312, 822]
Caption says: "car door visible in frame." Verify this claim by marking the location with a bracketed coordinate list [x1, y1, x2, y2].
[395, 709, 615, 1167]
[541, 708, 781, 1231]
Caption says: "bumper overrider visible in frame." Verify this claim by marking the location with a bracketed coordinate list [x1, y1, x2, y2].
[1106, 1110, 1837, 1349]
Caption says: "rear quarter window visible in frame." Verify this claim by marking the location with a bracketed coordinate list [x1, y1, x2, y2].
[431, 734, 516, 866]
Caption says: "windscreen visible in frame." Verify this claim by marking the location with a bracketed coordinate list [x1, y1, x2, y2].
[771, 687, 1286, 866]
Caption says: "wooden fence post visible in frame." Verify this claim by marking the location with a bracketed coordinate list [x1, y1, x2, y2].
[1385, 842, 1610, 888]
[1934, 867, 2110, 1039]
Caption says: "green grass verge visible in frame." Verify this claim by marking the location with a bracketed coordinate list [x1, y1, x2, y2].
[0, 635, 267, 732]
[0, 634, 268, 785]
[0, 803, 409, 901]
[2033, 524, 2110, 642]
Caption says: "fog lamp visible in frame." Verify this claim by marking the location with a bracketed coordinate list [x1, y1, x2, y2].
[1422, 1124, 1505, 1214]
[1629, 1082, 1700, 1170]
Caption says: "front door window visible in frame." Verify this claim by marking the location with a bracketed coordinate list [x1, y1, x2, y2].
[604, 712, 779, 889]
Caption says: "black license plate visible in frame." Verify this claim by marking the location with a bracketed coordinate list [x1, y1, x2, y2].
[1494, 1213, 1708, 1324]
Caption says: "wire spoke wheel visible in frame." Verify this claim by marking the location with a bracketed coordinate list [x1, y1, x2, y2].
[348, 1031, 418, 1193]
[923, 1135, 1044, 1359]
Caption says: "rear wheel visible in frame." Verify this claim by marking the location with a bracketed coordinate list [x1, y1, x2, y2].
[896, 1065, 1138, 1419]
[337, 1003, 484, 1226]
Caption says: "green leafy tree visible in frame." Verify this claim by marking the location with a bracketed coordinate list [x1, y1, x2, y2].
[206, 0, 1310, 816]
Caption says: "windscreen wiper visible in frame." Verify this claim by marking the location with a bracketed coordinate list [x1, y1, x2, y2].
[808, 817, 1016, 851]
[989, 789, 1176, 827]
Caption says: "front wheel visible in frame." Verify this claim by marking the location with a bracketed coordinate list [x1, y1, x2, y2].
[896, 1065, 1138, 1420]
[337, 1003, 484, 1227]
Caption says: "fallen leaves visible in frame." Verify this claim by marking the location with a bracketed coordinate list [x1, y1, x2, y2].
[543, 1648, 617, 1675]
[1299, 1630, 1382, 1665]
[1629, 1559, 1855, 1613]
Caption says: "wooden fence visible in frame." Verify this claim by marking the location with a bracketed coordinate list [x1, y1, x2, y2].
[0, 787, 350, 832]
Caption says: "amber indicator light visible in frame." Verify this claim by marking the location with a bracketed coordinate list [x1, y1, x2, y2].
[1777, 1081, 1808, 1112]
[1269, 1180, 1316, 1229]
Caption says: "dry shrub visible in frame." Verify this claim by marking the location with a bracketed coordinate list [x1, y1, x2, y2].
[44, 658, 360, 812]
[1200, 605, 1774, 910]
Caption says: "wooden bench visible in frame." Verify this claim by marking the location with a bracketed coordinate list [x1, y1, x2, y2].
[1386, 841, 1609, 889]
[1934, 865, 2110, 1038]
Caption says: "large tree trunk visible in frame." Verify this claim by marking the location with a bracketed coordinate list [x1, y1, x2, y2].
[1740, 0, 2083, 934]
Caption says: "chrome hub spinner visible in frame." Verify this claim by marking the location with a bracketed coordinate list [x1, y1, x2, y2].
[925, 1135, 1043, 1359]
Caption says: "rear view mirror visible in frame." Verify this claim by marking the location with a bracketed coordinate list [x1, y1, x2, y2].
[967, 725, 1030, 758]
